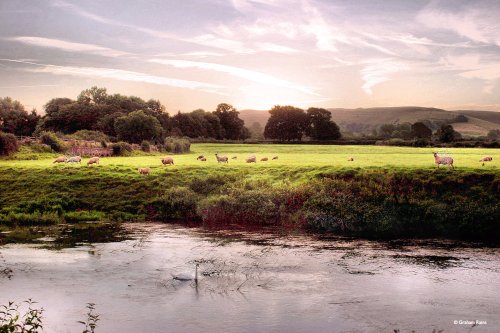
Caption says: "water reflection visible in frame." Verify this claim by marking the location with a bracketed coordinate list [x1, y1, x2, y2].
[0, 223, 499, 333]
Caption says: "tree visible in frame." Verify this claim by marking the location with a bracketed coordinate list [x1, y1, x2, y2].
[306, 107, 341, 140]
[378, 124, 396, 138]
[0, 97, 40, 136]
[213, 103, 248, 140]
[487, 129, 500, 140]
[77, 86, 108, 104]
[39, 88, 172, 137]
[436, 124, 461, 143]
[411, 122, 432, 139]
[114, 111, 162, 143]
[0, 131, 18, 156]
[248, 121, 264, 140]
[264, 105, 310, 141]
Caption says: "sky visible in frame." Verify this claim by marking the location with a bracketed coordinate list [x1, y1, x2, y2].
[1, 0, 500, 113]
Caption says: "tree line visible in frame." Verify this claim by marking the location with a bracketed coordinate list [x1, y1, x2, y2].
[0, 87, 342, 143]
[1, 86, 499, 147]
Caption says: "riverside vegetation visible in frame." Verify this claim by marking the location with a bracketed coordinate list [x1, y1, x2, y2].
[0, 144, 498, 243]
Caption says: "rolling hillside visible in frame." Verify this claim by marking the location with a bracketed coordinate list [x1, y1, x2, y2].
[239, 107, 500, 137]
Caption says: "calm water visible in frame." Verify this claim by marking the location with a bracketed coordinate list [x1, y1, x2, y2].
[1, 223, 499, 332]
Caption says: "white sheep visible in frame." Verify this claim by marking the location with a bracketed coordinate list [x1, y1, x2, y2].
[53, 156, 66, 163]
[138, 167, 150, 175]
[215, 153, 228, 163]
[65, 156, 82, 164]
[433, 152, 454, 169]
[479, 156, 493, 166]
[260, 157, 268, 161]
[87, 157, 100, 165]
[246, 155, 256, 163]
[161, 156, 174, 165]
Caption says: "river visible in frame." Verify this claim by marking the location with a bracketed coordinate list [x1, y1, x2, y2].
[0, 223, 498, 332]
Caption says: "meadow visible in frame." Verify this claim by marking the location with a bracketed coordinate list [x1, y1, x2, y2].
[0, 144, 499, 243]
[4, 144, 499, 171]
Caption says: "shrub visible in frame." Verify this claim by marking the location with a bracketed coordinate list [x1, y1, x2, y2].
[197, 187, 278, 226]
[0, 211, 61, 227]
[64, 210, 104, 223]
[163, 137, 190, 153]
[412, 138, 429, 147]
[111, 141, 132, 156]
[39, 131, 66, 152]
[69, 129, 109, 143]
[0, 131, 18, 156]
[140, 140, 151, 152]
[146, 187, 198, 221]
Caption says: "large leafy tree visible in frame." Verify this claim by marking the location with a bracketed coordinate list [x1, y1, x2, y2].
[0, 97, 40, 136]
[114, 110, 162, 143]
[411, 122, 432, 139]
[213, 103, 248, 140]
[264, 105, 310, 141]
[306, 107, 341, 140]
[39, 87, 172, 138]
[436, 124, 461, 143]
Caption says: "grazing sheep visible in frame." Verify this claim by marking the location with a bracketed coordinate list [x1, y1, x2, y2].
[246, 155, 256, 163]
[215, 153, 229, 163]
[433, 152, 454, 169]
[138, 167, 150, 175]
[53, 156, 66, 163]
[272, 156, 278, 160]
[65, 156, 82, 164]
[347, 157, 354, 161]
[161, 156, 174, 165]
[480, 156, 493, 166]
[232, 156, 238, 159]
[199, 157, 207, 161]
[260, 157, 268, 161]
[87, 157, 100, 165]
[197, 155, 205, 160]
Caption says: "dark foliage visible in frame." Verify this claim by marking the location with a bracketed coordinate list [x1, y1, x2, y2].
[39, 131, 66, 152]
[264, 105, 310, 141]
[0, 97, 40, 136]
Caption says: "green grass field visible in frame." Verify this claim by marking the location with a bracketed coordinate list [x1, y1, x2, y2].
[2, 144, 499, 171]
[1, 144, 499, 242]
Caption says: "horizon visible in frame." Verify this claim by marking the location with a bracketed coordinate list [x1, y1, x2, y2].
[1, 0, 500, 112]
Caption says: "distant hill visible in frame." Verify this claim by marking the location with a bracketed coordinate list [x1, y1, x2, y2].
[239, 107, 500, 137]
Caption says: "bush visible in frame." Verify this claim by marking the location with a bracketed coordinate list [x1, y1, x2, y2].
[39, 131, 66, 152]
[197, 187, 278, 226]
[69, 129, 109, 143]
[64, 210, 104, 223]
[0, 131, 18, 156]
[146, 187, 198, 221]
[140, 140, 151, 152]
[412, 138, 429, 147]
[0, 211, 61, 226]
[111, 141, 132, 156]
[163, 137, 190, 153]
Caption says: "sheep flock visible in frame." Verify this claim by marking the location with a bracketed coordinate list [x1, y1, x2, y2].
[49, 151, 496, 176]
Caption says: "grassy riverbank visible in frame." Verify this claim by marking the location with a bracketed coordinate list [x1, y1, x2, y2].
[1, 144, 499, 242]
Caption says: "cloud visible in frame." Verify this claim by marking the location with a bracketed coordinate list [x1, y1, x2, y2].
[417, 4, 500, 46]
[440, 54, 500, 90]
[149, 58, 318, 95]
[6, 36, 130, 57]
[0, 58, 227, 95]
[360, 59, 409, 95]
